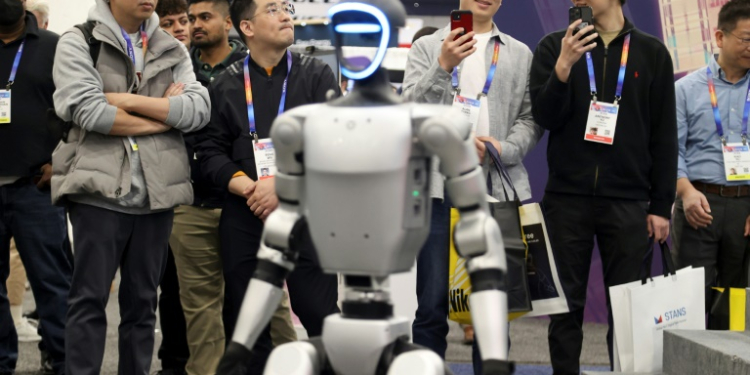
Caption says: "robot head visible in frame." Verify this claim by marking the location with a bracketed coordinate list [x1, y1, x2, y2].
[328, 0, 406, 81]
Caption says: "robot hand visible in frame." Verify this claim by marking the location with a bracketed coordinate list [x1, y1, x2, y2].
[216, 342, 254, 375]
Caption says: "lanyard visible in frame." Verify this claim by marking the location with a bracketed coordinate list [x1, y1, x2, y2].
[452, 39, 500, 99]
[243, 50, 293, 141]
[585, 33, 631, 103]
[707, 66, 750, 145]
[120, 24, 148, 66]
[5, 40, 25, 90]
[120, 25, 147, 152]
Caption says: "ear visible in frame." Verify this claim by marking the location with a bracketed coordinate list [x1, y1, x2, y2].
[225, 15, 233, 32]
[240, 20, 255, 41]
[717, 29, 725, 49]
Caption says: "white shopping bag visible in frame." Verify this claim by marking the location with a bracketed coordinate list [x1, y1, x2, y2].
[518, 203, 569, 317]
[628, 266, 705, 372]
[610, 240, 705, 373]
[610, 278, 641, 371]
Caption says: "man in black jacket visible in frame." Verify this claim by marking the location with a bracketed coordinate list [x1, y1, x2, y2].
[529, 0, 677, 373]
[197, 0, 340, 372]
[0, 2, 72, 374]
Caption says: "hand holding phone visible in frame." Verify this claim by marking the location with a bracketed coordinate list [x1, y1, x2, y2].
[451, 10, 473, 42]
[438, 10, 477, 73]
[554, 7, 598, 83]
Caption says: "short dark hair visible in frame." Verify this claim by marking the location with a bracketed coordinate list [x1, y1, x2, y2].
[156, 0, 188, 18]
[621, 0, 626, 5]
[718, 0, 750, 32]
[230, 0, 256, 41]
[412, 26, 438, 44]
[189, 0, 231, 17]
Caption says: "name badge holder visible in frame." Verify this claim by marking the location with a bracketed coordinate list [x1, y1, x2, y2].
[707, 66, 750, 181]
[584, 34, 631, 145]
[0, 40, 25, 124]
[451, 39, 500, 134]
[244, 52, 293, 179]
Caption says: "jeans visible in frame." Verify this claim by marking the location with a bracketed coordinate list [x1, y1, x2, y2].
[0, 179, 72, 374]
[412, 197, 452, 358]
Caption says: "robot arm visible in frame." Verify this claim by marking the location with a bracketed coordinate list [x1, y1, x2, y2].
[217, 108, 310, 374]
[415, 105, 513, 375]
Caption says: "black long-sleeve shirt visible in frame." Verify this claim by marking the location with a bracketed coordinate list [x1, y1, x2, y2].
[530, 18, 677, 218]
[0, 14, 60, 178]
[197, 51, 339, 210]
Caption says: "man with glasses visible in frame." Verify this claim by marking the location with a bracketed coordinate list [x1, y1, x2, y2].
[674, 0, 750, 316]
[197, 0, 340, 372]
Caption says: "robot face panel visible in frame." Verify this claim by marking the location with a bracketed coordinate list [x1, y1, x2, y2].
[328, 3, 391, 81]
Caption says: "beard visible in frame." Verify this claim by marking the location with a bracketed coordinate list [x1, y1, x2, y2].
[191, 32, 224, 48]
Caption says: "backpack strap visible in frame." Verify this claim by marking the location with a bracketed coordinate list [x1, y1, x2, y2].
[74, 21, 101, 63]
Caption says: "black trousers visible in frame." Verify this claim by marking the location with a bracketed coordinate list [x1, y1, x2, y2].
[542, 193, 649, 375]
[672, 194, 750, 312]
[157, 247, 190, 370]
[220, 195, 339, 375]
[66, 203, 172, 375]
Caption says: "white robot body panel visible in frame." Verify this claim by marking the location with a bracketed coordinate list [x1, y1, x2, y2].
[303, 104, 431, 276]
[321, 315, 410, 375]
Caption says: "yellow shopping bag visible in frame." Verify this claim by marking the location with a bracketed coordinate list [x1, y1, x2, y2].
[448, 208, 529, 323]
[708, 287, 746, 331]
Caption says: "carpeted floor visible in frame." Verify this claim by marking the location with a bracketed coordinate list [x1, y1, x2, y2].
[15, 286, 610, 374]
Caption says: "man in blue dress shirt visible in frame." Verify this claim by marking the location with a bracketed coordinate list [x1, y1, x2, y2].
[674, 0, 750, 309]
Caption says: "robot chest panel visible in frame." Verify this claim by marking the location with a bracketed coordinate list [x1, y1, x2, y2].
[303, 106, 415, 173]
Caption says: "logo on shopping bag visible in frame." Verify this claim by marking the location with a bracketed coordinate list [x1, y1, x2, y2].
[449, 289, 470, 313]
[654, 307, 687, 327]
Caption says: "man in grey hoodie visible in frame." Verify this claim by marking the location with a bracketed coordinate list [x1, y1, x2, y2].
[51, 0, 210, 373]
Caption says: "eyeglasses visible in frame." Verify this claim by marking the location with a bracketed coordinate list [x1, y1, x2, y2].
[247, 2, 295, 20]
[725, 30, 750, 45]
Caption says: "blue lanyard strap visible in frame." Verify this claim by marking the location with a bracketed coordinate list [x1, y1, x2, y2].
[451, 39, 500, 98]
[120, 24, 147, 66]
[585, 33, 631, 102]
[6, 40, 25, 90]
[706, 66, 750, 144]
[243, 50, 293, 141]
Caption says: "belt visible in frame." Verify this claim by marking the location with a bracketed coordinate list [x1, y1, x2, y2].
[691, 181, 750, 198]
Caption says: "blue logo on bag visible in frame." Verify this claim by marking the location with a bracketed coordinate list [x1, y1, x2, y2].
[655, 307, 687, 325]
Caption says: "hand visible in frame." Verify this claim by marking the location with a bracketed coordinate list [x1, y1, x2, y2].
[476, 136, 501, 162]
[228, 175, 255, 199]
[163, 83, 185, 98]
[745, 216, 750, 237]
[554, 20, 598, 83]
[681, 188, 712, 230]
[247, 178, 278, 218]
[647, 214, 670, 243]
[438, 28, 477, 73]
[36, 163, 52, 189]
[216, 342, 252, 375]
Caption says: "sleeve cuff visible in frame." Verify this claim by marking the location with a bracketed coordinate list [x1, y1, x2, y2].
[498, 140, 519, 165]
[547, 71, 570, 97]
[218, 163, 243, 191]
[648, 199, 673, 219]
[165, 96, 183, 128]
[88, 104, 118, 135]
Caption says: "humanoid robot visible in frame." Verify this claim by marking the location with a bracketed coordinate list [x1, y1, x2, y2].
[217, 0, 513, 373]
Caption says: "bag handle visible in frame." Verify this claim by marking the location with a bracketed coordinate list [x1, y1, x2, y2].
[639, 239, 677, 283]
[484, 141, 519, 202]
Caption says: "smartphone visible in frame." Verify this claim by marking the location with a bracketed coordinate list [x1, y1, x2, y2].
[569, 6, 594, 46]
[568, 6, 593, 33]
[450, 10, 473, 42]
